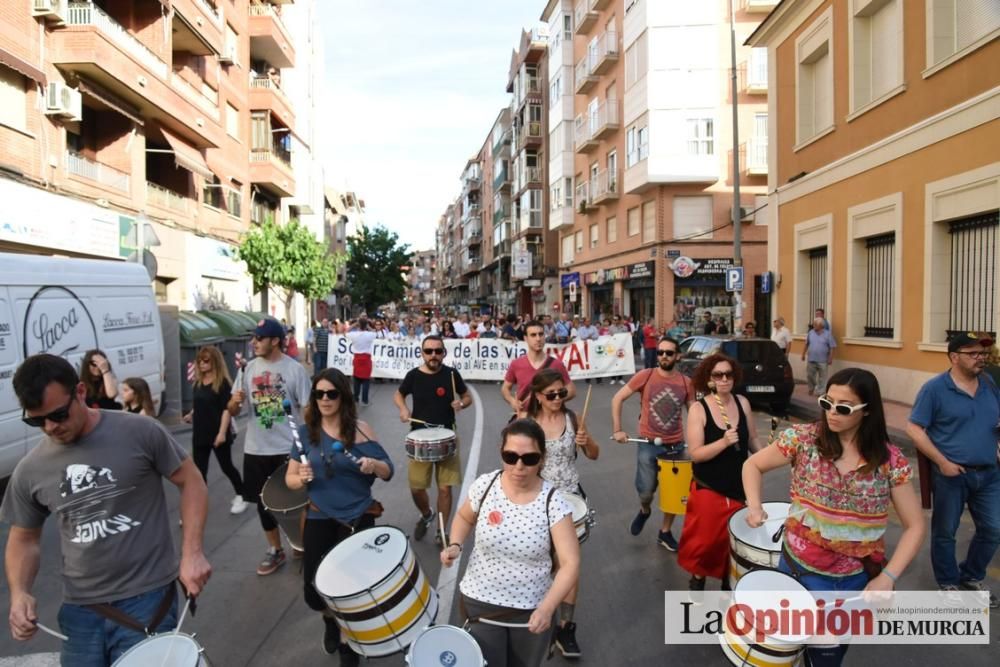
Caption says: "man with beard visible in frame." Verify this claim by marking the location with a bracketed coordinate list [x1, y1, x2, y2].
[394, 335, 472, 544]
[611, 337, 693, 551]
[502, 320, 577, 414]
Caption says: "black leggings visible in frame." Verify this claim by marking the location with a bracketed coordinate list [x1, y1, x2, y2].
[192, 438, 244, 497]
[242, 453, 288, 532]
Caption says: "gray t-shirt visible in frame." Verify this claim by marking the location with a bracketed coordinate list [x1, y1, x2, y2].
[236, 354, 312, 456]
[0, 411, 186, 605]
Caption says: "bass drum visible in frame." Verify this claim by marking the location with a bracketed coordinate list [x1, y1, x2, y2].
[112, 633, 209, 666]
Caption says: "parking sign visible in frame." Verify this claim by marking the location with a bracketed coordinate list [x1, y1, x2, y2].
[725, 266, 744, 292]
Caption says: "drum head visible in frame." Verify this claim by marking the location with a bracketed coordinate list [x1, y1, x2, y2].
[729, 502, 790, 550]
[407, 625, 483, 665]
[563, 493, 588, 523]
[112, 633, 201, 666]
[316, 526, 408, 598]
[261, 462, 309, 512]
[407, 427, 456, 443]
[733, 569, 813, 643]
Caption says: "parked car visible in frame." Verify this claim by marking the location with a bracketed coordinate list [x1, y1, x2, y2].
[676, 335, 793, 414]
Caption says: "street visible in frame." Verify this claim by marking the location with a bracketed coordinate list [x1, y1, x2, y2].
[1, 377, 997, 666]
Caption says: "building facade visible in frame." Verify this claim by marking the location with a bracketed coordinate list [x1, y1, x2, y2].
[749, 0, 1000, 403]
[406, 249, 438, 313]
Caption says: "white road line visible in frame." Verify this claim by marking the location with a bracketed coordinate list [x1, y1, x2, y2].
[435, 384, 484, 624]
[0, 653, 60, 666]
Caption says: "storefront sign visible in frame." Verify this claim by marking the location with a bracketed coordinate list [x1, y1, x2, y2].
[197, 236, 244, 281]
[672, 257, 731, 282]
[585, 266, 629, 285]
[512, 248, 532, 279]
[666, 249, 681, 258]
[560, 272, 581, 288]
[627, 261, 654, 280]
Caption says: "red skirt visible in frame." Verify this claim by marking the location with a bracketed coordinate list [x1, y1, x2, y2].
[677, 482, 744, 580]
[352, 352, 372, 380]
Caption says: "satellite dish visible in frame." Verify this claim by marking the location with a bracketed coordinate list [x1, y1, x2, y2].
[127, 249, 158, 281]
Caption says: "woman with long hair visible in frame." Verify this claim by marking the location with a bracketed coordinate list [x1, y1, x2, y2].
[285, 368, 393, 665]
[120, 377, 155, 416]
[441, 320, 458, 339]
[523, 368, 598, 658]
[80, 349, 120, 409]
[743, 368, 925, 667]
[183, 346, 247, 515]
[678, 353, 761, 595]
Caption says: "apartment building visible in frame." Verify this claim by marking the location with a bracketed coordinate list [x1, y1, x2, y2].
[554, 0, 772, 334]
[406, 249, 438, 312]
[0, 0, 314, 317]
[749, 0, 999, 403]
[482, 108, 515, 315]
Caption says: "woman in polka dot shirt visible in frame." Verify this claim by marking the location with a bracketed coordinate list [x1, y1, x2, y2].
[441, 419, 581, 667]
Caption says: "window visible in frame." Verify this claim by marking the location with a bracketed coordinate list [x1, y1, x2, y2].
[947, 213, 998, 338]
[225, 103, 239, 138]
[550, 73, 561, 101]
[846, 193, 902, 341]
[641, 201, 656, 243]
[564, 13, 573, 40]
[550, 183, 562, 211]
[575, 230, 584, 252]
[637, 126, 649, 161]
[562, 234, 575, 265]
[809, 247, 828, 318]
[851, 0, 902, 111]
[796, 8, 834, 145]
[606, 216, 617, 243]
[686, 118, 714, 155]
[673, 195, 713, 240]
[625, 31, 648, 87]
[607, 149, 617, 176]
[564, 177, 573, 208]
[0, 66, 27, 131]
[626, 127, 636, 167]
[627, 206, 640, 237]
[863, 233, 895, 338]
[626, 124, 649, 167]
[928, 0, 1000, 68]
[590, 223, 599, 247]
[225, 24, 239, 67]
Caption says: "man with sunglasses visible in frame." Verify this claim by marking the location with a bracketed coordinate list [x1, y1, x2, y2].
[502, 320, 576, 414]
[394, 335, 471, 543]
[611, 337, 694, 550]
[228, 317, 312, 576]
[907, 332, 1000, 608]
[1, 354, 212, 664]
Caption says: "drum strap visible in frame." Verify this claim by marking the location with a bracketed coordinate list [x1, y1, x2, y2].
[85, 581, 181, 636]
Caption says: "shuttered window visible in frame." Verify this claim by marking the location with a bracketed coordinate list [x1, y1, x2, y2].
[947, 212, 998, 339]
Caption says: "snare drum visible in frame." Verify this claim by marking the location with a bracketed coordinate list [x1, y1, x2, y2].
[563, 492, 596, 543]
[719, 569, 810, 667]
[112, 633, 209, 666]
[260, 462, 308, 552]
[406, 427, 457, 462]
[728, 502, 790, 583]
[657, 454, 693, 515]
[315, 526, 438, 657]
[406, 624, 484, 667]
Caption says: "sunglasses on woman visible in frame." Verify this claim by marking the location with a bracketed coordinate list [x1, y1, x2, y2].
[22, 394, 75, 428]
[500, 450, 542, 466]
[817, 396, 868, 416]
[313, 389, 341, 401]
[541, 388, 568, 400]
[710, 370, 734, 380]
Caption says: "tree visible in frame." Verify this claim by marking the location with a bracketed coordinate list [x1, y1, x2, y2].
[237, 219, 344, 315]
[345, 225, 411, 314]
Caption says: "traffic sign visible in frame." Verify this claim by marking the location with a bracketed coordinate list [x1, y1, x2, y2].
[725, 266, 744, 292]
[761, 271, 772, 294]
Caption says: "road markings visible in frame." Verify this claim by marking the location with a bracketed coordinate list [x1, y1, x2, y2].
[0, 653, 59, 666]
[435, 384, 484, 625]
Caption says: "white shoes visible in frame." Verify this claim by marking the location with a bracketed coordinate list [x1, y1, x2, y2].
[230, 496, 249, 515]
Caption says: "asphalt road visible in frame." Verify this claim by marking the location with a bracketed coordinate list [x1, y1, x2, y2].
[1, 375, 997, 666]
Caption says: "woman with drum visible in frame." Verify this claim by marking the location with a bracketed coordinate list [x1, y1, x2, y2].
[441, 419, 580, 667]
[285, 368, 393, 666]
[742, 368, 925, 667]
[678, 353, 762, 596]
[523, 368, 598, 658]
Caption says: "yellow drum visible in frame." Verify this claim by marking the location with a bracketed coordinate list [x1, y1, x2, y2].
[657, 455, 693, 515]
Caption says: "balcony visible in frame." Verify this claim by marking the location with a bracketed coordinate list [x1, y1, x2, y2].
[462, 255, 482, 274]
[462, 204, 481, 222]
[575, 181, 597, 212]
[742, 49, 768, 94]
[493, 207, 511, 226]
[463, 172, 482, 193]
[493, 165, 510, 191]
[249, 77, 295, 126]
[249, 146, 295, 197]
[574, 55, 598, 94]
[590, 100, 620, 140]
[574, 114, 598, 152]
[574, 0, 598, 34]
[493, 238, 512, 259]
[590, 0, 612, 9]
[591, 169, 620, 205]
[66, 151, 131, 193]
[492, 125, 512, 154]
[515, 211, 544, 237]
[517, 121, 543, 152]
[172, 0, 224, 55]
[745, 137, 768, 176]
[170, 74, 220, 121]
[741, 0, 780, 13]
[146, 181, 191, 215]
[591, 30, 619, 75]
[518, 165, 542, 193]
[249, 3, 296, 68]
[465, 227, 483, 247]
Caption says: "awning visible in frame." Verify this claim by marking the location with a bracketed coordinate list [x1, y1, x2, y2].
[205, 150, 245, 184]
[77, 79, 143, 126]
[159, 127, 213, 180]
[0, 47, 45, 85]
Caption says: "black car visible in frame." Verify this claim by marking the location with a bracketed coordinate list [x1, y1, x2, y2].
[676, 335, 794, 414]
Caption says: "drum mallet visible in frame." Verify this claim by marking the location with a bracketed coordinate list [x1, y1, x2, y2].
[438, 512, 448, 545]
[408, 417, 441, 428]
[764, 507, 808, 542]
[33, 621, 68, 642]
[610, 436, 665, 446]
[577, 386, 593, 448]
[282, 399, 308, 465]
[332, 441, 362, 467]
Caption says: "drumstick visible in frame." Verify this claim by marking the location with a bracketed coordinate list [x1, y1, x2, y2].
[34, 622, 68, 641]
[282, 399, 307, 464]
[173, 596, 193, 636]
[451, 369, 458, 405]
[579, 385, 593, 424]
[408, 417, 436, 427]
[478, 619, 531, 628]
[762, 508, 808, 524]
[438, 512, 447, 545]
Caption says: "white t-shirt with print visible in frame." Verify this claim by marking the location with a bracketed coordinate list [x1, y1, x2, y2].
[460, 471, 572, 609]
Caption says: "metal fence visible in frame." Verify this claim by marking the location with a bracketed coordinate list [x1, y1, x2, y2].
[947, 212, 998, 339]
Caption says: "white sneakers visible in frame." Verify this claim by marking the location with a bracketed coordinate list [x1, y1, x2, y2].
[230, 496, 249, 515]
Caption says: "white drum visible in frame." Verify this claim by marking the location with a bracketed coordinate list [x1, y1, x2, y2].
[720, 569, 811, 667]
[563, 492, 595, 544]
[315, 526, 438, 657]
[112, 633, 209, 666]
[728, 501, 790, 583]
[406, 624, 485, 667]
[405, 427, 457, 462]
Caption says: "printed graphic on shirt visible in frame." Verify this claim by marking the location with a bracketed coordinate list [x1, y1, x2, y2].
[56, 464, 140, 544]
[649, 385, 686, 434]
[250, 369, 289, 429]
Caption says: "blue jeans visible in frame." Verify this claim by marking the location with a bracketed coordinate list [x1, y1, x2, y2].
[930, 465, 1000, 586]
[778, 556, 867, 667]
[644, 348, 657, 369]
[636, 443, 684, 507]
[312, 351, 326, 371]
[353, 377, 370, 403]
[58, 582, 178, 667]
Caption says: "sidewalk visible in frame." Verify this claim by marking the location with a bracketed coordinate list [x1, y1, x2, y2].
[785, 381, 915, 451]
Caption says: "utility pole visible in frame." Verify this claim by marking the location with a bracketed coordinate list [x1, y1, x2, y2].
[729, 0, 743, 332]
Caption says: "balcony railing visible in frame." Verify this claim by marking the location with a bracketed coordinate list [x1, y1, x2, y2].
[517, 121, 543, 151]
[743, 49, 768, 93]
[146, 181, 190, 214]
[522, 166, 541, 187]
[590, 100, 619, 140]
[463, 204, 481, 221]
[745, 137, 768, 175]
[575, 181, 596, 212]
[574, 0, 598, 34]
[574, 55, 597, 94]
[195, 0, 222, 25]
[66, 151, 130, 193]
[66, 3, 168, 78]
[250, 76, 292, 107]
[493, 166, 509, 190]
[591, 169, 620, 204]
[251, 146, 292, 168]
[172, 74, 220, 118]
[494, 207, 511, 225]
[591, 30, 619, 75]
[574, 114, 597, 151]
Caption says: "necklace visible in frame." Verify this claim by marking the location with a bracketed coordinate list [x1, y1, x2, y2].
[711, 392, 739, 451]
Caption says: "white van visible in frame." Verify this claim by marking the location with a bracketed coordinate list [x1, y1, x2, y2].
[0, 253, 165, 482]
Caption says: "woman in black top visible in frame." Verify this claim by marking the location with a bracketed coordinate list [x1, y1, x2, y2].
[183, 346, 247, 515]
[677, 353, 762, 593]
[80, 349, 121, 410]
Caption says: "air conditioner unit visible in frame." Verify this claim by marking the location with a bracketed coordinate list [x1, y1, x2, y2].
[32, 0, 67, 21]
[45, 82, 82, 121]
[731, 206, 752, 222]
[218, 43, 237, 64]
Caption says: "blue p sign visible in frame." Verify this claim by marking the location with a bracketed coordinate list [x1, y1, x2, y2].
[725, 266, 744, 292]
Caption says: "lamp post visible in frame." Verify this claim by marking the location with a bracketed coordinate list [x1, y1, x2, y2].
[729, 0, 743, 331]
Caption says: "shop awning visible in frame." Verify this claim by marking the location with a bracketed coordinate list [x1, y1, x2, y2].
[205, 151, 244, 184]
[159, 127, 213, 180]
[0, 47, 45, 85]
[77, 79, 143, 126]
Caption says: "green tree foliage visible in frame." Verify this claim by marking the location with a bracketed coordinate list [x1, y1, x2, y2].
[237, 219, 344, 313]
[346, 225, 411, 313]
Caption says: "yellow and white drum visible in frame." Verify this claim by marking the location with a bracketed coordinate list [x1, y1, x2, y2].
[315, 526, 438, 657]
[112, 633, 209, 666]
[728, 501, 790, 583]
[405, 427, 457, 462]
[406, 624, 485, 666]
[260, 462, 308, 552]
[657, 454, 693, 515]
[563, 492, 596, 544]
[720, 569, 809, 667]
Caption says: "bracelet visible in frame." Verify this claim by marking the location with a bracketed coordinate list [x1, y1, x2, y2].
[882, 569, 898, 583]
[448, 543, 462, 552]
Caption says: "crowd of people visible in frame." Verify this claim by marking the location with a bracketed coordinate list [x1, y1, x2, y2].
[1, 313, 998, 667]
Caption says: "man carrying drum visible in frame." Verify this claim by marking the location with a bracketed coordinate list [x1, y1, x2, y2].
[394, 334, 471, 544]
[611, 337, 693, 550]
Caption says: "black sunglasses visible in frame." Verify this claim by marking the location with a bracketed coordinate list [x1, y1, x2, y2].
[422, 348, 445, 355]
[710, 371, 734, 380]
[22, 394, 75, 428]
[541, 388, 568, 400]
[313, 389, 341, 401]
[501, 450, 542, 466]
[657, 350, 676, 357]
